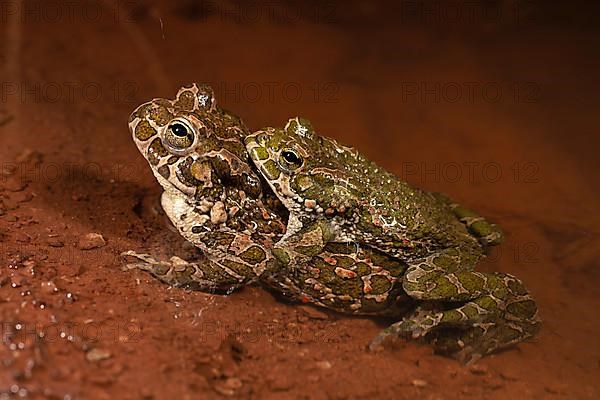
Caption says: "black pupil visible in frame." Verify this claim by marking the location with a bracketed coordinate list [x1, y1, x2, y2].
[282, 151, 299, 164]
[170, 123, 188, 137]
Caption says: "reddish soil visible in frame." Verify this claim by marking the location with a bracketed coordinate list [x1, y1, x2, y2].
[0, 1, 598, 399]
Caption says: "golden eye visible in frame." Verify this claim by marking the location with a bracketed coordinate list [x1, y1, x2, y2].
[162, 118, 196, 154]
[280, 149, 303, 169]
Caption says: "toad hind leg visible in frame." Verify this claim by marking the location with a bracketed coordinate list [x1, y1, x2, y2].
[121, 251, 249, 293]
[371, 252, 540, 362]
[431, 315, 540, 364]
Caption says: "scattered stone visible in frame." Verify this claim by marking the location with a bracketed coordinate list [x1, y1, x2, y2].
[223, 377, 242, 389]
[15, 233, 31, 244]
[16, 149, 39, 163]
[3, 177, 28, 192]
[4, 196, 20, 210]
[484, 378, 504, 390]
[0, 164, 16, 176]
[469, 364, 488, 375]
[78, 233, 106, 250]
[22, 259, 36, 277]
[86, 348, 112, 362]
[213, 386, 234, 396]
[411, 379, 428, 388]
[545, 384, 568, 394]
[47, 237, 64, 247]
[298, 306, 329, 320]
[213, 378, 242, 397]
[315, 360, 332, 370]
[499, 371, 519, 381]
[139, 387, 154, 399]
[0, 112, 13, 126]
[14, 192, 33, 203]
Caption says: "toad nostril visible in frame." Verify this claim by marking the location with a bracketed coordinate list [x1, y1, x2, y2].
[257, 134, 268, 145]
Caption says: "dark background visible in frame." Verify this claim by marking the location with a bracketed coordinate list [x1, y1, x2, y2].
[0, 1, 598, 399]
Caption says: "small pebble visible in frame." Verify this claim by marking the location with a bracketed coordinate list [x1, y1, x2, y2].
[139, 387, 154, 399]
[15, 233, 31, 244]
[214, 382, 237, 397]
[315, 360, 332, 370]
[86, 348, 112, 362]
[78, 233, 106, 250]
[469, 364, 488, 375]
[223, 377, 242, 389]
[47, 237, 64, 247]
[3, 178, 28, 192]
[411, 379, 428, 388]
[299, 306, 329, 320]
[545, 384, 568, 394]
[0, 164, 15, 176]
[14, 192, 33, 203]
[499, 371, 519, 381]
[16, 148, 36, 163]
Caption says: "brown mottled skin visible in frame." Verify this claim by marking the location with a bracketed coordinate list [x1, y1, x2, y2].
[124, 84, 412, 316]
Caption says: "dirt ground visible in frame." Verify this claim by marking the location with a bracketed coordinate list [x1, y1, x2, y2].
[0, 1, 599, 399]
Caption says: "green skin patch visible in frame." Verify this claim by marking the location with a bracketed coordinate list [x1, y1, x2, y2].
[244, 116, 540, 363]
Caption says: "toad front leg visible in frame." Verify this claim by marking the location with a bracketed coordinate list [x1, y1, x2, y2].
[269, 218, 335, 271]
[370, 248, 541, 363]
[122, 231, 276, 294]
[121, 251, 262, 293]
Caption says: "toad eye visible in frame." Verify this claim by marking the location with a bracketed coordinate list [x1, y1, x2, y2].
[280, 150, 303, 169]
[170, 123, 188, 137]
[162, 118, 196, 154]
